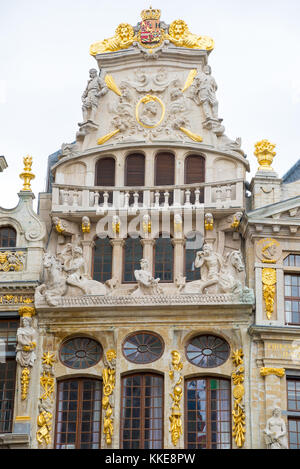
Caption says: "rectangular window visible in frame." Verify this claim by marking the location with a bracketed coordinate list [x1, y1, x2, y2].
[287, 377, 300, 448]
[285, 274, 300, 325]
[0, 319, 18, 433]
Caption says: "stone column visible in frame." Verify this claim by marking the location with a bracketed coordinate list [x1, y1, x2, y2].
[172, 238, 185, 281]
[110, 238, 125, 283]
[81, 240, 95, 278]
[141, 238, 155, 275]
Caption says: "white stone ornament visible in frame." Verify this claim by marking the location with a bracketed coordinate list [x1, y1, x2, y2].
[263, 407, 288, 449]
[132, 258, 162, 296]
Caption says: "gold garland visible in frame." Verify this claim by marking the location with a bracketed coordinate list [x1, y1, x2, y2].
[232, 349, 246, 448]
[102, 349, 116, 445]
[169, 350, 183, 446]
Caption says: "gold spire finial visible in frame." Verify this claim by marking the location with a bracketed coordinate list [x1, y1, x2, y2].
[254, 140, 276, 171]
[19, 155, 35, 191]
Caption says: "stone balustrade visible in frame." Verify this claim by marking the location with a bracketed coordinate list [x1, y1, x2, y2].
[52, 179, 244, 212]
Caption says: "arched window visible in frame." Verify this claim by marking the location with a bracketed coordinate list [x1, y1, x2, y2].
[155, 153, 175, 205]
[125, 154, 145, 205]
[125, 154, 145, 186]
[93, 237, 112, 283]
[185, 232, 203, 282]
[123, 237, 143, 283]
[185, 376, 231, 449]
[0, 227, 17, 248]
[154, 236, 173, 282]
[0, 319, 18, 433]
[95, 157, 115, 205]
[121, 373, 164, 449]
[185, 155, 205, 203]
[55, 378, 102, 449]
[95, 157, 115, 186]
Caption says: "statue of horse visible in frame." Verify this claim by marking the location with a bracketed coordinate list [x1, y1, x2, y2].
[35, 252, 107, 307]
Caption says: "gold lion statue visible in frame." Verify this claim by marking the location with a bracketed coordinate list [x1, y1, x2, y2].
[167, 19, 214, 51]
[90, 23, 137, 55]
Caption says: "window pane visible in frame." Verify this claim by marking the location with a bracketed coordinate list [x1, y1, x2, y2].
[123, 238, 143, 283]
[121, 374, 163, 449]
[93, 237, 112, 282]
[0, 227, 17, 248]
[154, 237, 173, 282]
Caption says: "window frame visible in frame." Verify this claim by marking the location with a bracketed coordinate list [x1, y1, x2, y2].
[120, 372, 164, 449]
[0, 226, 17, 248]
[123, 237, 143, 284]
[54, 377, 102, 449]
[284, 254, 300, 326]
[184, 376, 232, 449]
[153, 236, 174, 283]
[92, 237, 113, 283]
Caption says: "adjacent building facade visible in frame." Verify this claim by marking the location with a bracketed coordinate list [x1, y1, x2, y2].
[0, 8, 300, 450]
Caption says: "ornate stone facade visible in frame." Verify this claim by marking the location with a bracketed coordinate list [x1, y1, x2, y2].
[1, 7, 300, 450]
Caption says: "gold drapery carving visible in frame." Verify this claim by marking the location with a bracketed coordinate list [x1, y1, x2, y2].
[0, 251, 25, 272]
[260, 367, 285, 378]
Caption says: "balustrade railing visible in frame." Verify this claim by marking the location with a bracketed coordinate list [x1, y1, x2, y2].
[52, 179, 244, 212]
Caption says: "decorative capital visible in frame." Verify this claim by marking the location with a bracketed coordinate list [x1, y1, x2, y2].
[254, 139, 276, 171]
[260, 367, 285, 378]
[19, 155, 35, 191]
[19, 306, 36, 318]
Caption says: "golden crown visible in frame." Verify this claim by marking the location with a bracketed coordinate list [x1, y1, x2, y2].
[141, 7, 161, 21]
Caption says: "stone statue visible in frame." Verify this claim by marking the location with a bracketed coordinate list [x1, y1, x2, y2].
[16, 316, 37, 368]
[263, 407, 288, 449]
[132, 258, 162, 296]
[191, 66, 218, 120]
[81, 68, 108, 123]
[35, 246, 107, 306]
[184, 244, 252, 299]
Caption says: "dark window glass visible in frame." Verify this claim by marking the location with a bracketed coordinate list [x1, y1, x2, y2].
[185, 155, 205, 203]
[185, 233, 203, 282]
[285, 274, 300, 325]
[155, 153, 174, 205]
[123, 237, 143, 283]
[287, 378, 300, 449]
[186, 335, 230, 368]
[60, 337, 102, 369]
[123, 332, 164, 364]
[185, 377, 231, 449]
[125, 154, 145, 186]
[0, 227, 17, 248]
[0, 319, 18, 433]
[154, 237, 173, 282]
[55, 378, 102, 449]
[93, 237, 112, 282]
[121, 373, 163, 449]
[95, 158, 115, 186]
[284, 254, 300, 267]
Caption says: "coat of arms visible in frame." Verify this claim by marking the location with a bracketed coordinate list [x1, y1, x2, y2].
[138, 7, 164, 49]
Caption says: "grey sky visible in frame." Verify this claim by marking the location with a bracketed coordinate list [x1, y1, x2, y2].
[1, 0, 300, 208]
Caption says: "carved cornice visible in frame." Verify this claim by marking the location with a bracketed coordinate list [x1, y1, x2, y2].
[35, 292, 254, 310]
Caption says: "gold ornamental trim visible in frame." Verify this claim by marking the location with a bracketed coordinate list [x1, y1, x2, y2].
[179, 127, 203, 142]
[21, 367, 30, 400]
[262, 268, 276, 320]
[97, 129, 120, 145]
[19, 155, 35, 191]
[232, 349, 246, 448]
[105, 74, 122, 96]
[19, 306, 36, 318]
[136, 94, 165, 129]
[169, 350, 183, 446]
[182, 69, 197, 93]
[260, 367, 285, 378]
[102, 349, 116, 446]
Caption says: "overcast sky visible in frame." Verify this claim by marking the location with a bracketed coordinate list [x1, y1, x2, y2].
[1, 0, 300, 209]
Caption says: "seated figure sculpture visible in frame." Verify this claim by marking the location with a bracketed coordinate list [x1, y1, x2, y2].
[132, 258, 162, 296]
[35, 244, 107, 306]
